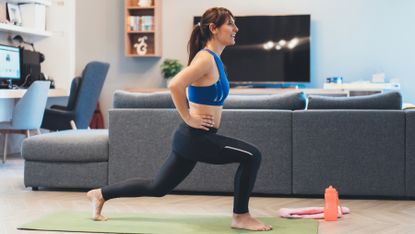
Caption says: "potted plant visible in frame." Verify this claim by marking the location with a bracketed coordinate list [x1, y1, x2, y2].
[160, 59, 183, 85]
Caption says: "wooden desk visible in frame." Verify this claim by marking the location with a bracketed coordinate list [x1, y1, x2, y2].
[0, 88, 68, 121]
[0, 88, 68, 154]
[0, 88, 67, 99]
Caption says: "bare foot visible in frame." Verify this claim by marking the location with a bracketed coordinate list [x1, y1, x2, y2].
[86, 189, 108, 221]
[231, 213, 272, 231]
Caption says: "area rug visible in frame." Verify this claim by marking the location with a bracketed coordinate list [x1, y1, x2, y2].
[19, 211, 318, 234]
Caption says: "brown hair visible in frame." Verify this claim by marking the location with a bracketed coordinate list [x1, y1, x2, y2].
[187, 7, 234, 65]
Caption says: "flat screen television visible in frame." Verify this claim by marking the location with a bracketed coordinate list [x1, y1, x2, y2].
[0, 44, 21, 82]
[194, 15, 310, 86]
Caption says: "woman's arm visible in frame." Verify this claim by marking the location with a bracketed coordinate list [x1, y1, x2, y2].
[168, 52, 214, 130]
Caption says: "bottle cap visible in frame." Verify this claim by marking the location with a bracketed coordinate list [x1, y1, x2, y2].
[325, 185, 337, 193]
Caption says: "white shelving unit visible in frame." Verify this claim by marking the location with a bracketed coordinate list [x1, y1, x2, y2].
[0, 0, 52, 37]
[0, 23, 51, 37]
[323, 82, 401, 91]
[5, 0, 51, 6]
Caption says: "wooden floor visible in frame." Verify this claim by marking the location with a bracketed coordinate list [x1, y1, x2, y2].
[1, 155, 415, 234]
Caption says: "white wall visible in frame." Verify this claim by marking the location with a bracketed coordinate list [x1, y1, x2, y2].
[75, 0, 163, 127]
[37, 0, 76, 90]
[0, 0, 75, 90]
[75, 0, 415, 127]
[161, 0, 415, 101]
[0, 0, 75, 154]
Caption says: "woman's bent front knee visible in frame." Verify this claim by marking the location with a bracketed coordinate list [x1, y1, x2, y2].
[250, 147, 262, 165]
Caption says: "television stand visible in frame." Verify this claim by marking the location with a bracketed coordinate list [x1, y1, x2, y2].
[125, 87, 361, 97]
[230, 83, 304, 89]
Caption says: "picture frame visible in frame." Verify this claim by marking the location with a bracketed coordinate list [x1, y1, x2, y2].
[6, 3, 22, 26]
[0, 3, 8, 23]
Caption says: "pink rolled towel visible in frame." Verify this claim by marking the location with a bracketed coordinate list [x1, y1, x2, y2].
[278, 206, 350, 219]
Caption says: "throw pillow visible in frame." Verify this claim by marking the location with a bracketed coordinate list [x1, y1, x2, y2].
[113, 90, 174, 108]
[223, 92, 306, 110]
[307, 91, 402, 110]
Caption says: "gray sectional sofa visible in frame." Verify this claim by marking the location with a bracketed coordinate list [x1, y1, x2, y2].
[23, 90, 415, 198]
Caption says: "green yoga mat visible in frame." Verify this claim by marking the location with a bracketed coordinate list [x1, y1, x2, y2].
[19, 211, 318, 234]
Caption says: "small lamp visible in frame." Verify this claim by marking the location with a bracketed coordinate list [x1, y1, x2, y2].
[12, 35, 45, 63]
[12, 35, 36, 51]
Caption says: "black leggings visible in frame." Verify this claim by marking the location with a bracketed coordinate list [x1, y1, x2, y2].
[101, 122, 262, 214]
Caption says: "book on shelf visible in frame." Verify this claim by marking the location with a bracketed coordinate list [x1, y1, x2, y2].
[128, 16, 139, 31]
[128, 15, 154, 32]
[140, 15, 154, 31]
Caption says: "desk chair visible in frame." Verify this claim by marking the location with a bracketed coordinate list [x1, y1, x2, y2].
[0, 81, 50, 163]
[50, 76, 81, 112]
[41, 61, 110, 131]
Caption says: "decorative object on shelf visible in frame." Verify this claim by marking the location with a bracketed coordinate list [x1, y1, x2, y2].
[160, 59, 183, 80]
[134, 36, 148, 55]
[13, 34, 36, 50]
[137, 0, 152, 7]
[325, 77, 343, 84]
[6, 3, 22, 26]
[371, 73, 385, 83]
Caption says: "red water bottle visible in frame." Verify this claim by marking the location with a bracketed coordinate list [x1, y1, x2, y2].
[324, 185, 338, 221]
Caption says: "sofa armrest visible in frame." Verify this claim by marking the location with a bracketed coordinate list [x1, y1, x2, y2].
[293, 110, 405, 197]
[406, 110, 415, 197]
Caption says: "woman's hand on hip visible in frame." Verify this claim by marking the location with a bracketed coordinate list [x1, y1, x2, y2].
[185, 114, 215, 131]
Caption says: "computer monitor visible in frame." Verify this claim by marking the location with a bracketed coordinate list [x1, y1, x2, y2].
[0, 44, 21, 81]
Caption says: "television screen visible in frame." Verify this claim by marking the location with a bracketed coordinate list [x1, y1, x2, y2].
[0, 44, 21, 80]
[194, 15, 310, 84]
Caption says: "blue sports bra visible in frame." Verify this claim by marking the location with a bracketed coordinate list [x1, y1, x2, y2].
[187, 48, 230, 106]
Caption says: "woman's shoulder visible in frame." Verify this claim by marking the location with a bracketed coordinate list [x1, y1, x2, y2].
[195, 49, 214, 59]
[191, 50, 215, 67]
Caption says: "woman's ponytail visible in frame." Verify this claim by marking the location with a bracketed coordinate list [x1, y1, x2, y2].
[187, 23, 205, 65]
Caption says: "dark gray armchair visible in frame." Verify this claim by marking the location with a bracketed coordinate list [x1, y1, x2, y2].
[41, 61, 110, 131]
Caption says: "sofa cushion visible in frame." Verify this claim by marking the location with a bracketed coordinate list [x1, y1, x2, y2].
[224, 92, 306, 110]
[113, 90, 174, 108]
[307, 91, 402, 110]
[22, 130, 109, 162]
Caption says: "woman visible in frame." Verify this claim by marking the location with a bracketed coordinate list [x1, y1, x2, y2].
[87, 7, 272, 231]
